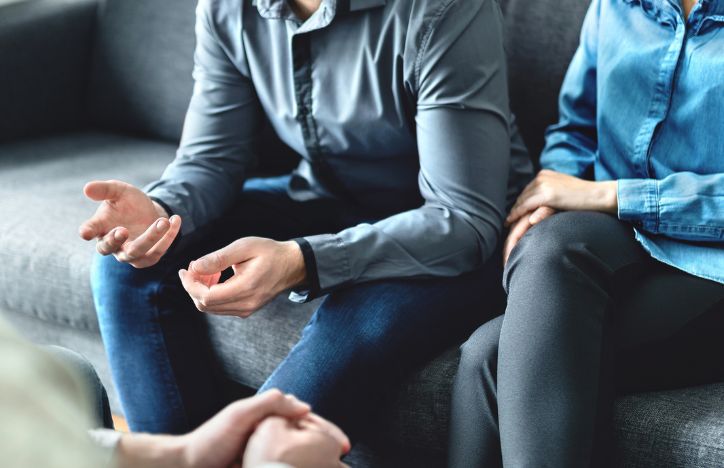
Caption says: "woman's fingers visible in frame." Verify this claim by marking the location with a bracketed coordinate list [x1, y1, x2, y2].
[503, 216, 532, 266]
[507, 192, 545, 226]
[529, 206, 557, 225]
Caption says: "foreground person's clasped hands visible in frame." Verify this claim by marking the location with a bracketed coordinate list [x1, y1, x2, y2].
[116, 389, 350, 468]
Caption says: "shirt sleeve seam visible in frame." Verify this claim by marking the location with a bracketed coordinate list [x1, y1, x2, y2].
[413, 0, 458, 91]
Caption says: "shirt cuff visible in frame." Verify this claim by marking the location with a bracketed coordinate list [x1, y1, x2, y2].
[289, 237, 321, 303]
[143, 181, 196, 236]
[288, 234, 352, 302]
[88, 429, 122, 467]
[617, 178, 659, 229]
[149, 196, 175, 218]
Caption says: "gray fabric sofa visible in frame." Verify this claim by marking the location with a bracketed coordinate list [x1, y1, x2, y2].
[1, 0, 722, 466]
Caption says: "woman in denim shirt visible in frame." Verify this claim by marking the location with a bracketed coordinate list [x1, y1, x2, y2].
[450, 0, 724, 466]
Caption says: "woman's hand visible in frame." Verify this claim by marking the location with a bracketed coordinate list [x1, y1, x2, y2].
[502, 170, 619, 265]
[505, 170, 618, 226]
[503, 206, 557, 265]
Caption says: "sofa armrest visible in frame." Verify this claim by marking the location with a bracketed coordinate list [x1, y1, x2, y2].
[0, 0, 98, 143]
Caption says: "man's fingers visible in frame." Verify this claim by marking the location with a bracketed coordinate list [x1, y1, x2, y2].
[196, 273, 255, 307]
[192, 239, 254, 275]
[120, 218, 170, 261]
[193, 300, 258, 316]
[79, 217, 108, 240]
[96, 227, 128, 255]
[83, 180, 128, 202]
[179, 269, 211, 300]
[144, 215, 182, 259]
[196, 271, 222, 288]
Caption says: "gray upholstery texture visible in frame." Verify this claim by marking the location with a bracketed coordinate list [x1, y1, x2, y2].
[612, 384, 724, 467]
[86, 0, 197, 142]
[500, 0, 591, 162]
[0, 0, 97, 142]
[0, 0, 723, 467]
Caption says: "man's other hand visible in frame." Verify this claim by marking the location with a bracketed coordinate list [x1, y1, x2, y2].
[178, 237, 307, 318]
[79, 180, 181, 268]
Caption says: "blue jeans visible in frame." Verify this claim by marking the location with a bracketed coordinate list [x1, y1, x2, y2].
[92, 176, 505, 436]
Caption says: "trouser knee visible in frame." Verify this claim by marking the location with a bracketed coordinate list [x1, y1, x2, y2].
[458, 315, 503, 378]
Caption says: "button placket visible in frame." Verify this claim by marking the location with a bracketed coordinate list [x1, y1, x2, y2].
[631, 16, 687, 178]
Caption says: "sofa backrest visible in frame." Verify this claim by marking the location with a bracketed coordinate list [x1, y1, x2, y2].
[85, 0, 591, 163]
[500, 0, 591, 163]
[86, 0, 197, 142]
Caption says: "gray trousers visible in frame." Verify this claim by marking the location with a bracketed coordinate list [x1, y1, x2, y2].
[449, 212, 724, 468]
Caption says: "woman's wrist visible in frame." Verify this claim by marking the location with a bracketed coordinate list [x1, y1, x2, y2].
[593, 181, 618, 214]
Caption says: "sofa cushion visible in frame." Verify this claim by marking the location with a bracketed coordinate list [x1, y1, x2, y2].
[86, 0, 197, 142]
[0, 133, 176, 330]
[500, 0, 591, 162]
[613, 383, 724, 467]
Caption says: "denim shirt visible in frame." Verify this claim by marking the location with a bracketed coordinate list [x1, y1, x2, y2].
[541, 0, 724, 283]
[145, 0, 532, 296]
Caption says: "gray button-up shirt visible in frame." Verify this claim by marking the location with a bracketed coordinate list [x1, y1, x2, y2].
[146, 0, 532, 295]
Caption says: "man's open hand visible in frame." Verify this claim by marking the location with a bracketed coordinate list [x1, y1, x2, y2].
[179, 237, 307, 318]
[79, 180, 181, 268]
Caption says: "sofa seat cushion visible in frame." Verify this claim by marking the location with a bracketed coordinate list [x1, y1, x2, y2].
[0, 132, 176, 330]
[613, 383, 724, 467]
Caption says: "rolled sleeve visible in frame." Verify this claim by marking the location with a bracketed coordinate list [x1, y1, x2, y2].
[618, 173, 724, 242]
[617, 178, 659, 229]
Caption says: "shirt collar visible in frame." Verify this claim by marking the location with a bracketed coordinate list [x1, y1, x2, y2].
[252, 0, 386, 20]
[701, 0, 724, 17]
[662, 0, 724, 18]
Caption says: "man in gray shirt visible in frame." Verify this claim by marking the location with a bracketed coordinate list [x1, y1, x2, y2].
[80, 0, 530, 438]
